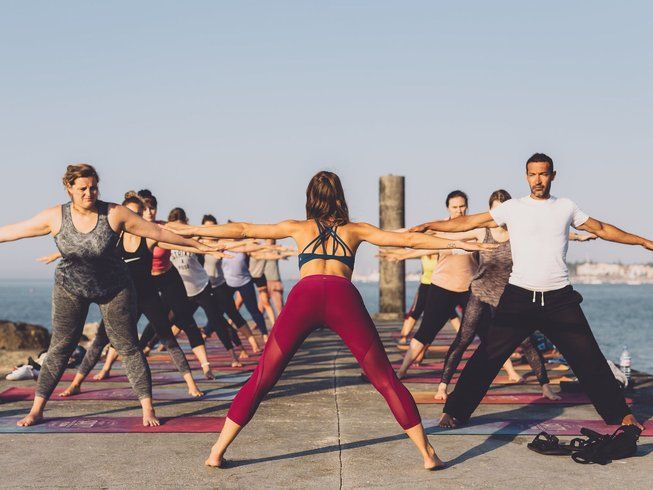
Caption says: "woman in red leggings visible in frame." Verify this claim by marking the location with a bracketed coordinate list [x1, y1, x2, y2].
[180, 171, 495, 470]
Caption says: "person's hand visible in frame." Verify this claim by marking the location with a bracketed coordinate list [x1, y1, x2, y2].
[35, 252, 60, 264]
[409, 224, 429, 233]
[576, 233, 597, 242]
[643, 239, 653, 251]
[195, 241, 222, 254]
[455, 241, 498, 252]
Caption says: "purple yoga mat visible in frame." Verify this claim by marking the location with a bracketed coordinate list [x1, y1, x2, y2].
[0, 386, 240, 402]
[0, 416, 225, 433]
[411, 392, 634, 405]
[58, 370, 251, 383]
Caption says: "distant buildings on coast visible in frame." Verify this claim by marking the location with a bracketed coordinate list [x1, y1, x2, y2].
[351, 262, 653, 285]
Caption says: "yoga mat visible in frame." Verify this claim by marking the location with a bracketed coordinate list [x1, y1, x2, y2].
[400, 374, 569, 385]
[422, 419, 652, 437]
[59, 370, 251, 383]
[396, 344, 477, 353]
[146, 353, 261, 363]
[0, 416, 225, 433]
[411, 392, 633, 405]
[0, 387, 239, 402]
[391, 362, 570, 373]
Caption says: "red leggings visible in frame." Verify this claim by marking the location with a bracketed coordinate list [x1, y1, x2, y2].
[227, 275, 421, 430]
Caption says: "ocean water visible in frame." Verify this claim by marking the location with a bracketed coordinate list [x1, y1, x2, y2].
[1, 279, 652, 373]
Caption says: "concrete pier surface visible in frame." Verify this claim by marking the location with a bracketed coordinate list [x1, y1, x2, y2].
[0, 322, 651, 489]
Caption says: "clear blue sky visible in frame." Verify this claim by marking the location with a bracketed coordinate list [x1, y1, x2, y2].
[1, 1, 652, 279]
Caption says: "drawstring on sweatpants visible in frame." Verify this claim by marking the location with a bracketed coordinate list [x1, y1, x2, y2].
[532, 290, 545, 306]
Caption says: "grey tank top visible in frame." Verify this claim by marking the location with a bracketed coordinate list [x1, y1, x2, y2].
[470, 228, 512, 307]
[249, 258, 266, 278]
[263, 259, 280, 281]
[54, 201, 130, 299]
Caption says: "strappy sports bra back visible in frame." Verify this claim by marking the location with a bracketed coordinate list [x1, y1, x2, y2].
[298, 220, 355, 270]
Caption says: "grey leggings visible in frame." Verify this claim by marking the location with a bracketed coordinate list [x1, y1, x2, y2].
[78, 288, 192, 378]
[37, 283, 152, 400]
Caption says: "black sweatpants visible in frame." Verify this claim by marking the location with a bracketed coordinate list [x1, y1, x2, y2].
[190, 285, 234, 351]
[413, 284, 469, 345]
[444, 284, 631, 424]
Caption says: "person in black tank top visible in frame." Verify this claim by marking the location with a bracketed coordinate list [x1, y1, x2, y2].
[59, 197, 205, 399]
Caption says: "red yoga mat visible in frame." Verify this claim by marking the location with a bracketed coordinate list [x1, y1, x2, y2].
[0, 416, 225, 433]
[58, 369, 252, 383]
[399, 373, 569, 385]
[0, 387, 239, 402]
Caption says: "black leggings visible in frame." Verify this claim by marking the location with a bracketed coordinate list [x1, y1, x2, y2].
[149, 266, 205, 348]
[444, 284, 631, 424]
[230, 280, 268, 335]
[189, 285, 235, 351]
[440, 293, 549, 385]
[413, 284, 469, 345]
[79, 288, 192, 377]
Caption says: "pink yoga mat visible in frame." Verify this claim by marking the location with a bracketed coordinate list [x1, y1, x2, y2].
[0, 416, 225, 433]
[400, 373, 567, 385]
[0, 387, 239, 402]
[58, 370, 251, 383]
[411, 392, 634, 405]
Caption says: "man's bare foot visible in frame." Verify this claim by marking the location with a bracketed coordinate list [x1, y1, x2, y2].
[93, 370, 110, 381]
[424, 444, 445, 470]
[205, 444, 225, 468]
[58, 385, 81, 397]
[438, 413, 459, 428]
[189, 387, 204, 398]
[17, 412, 43, 427]
[622, 414, 644, 430]
[541, 384, 561, 400]
[238, 350, 249, 360]
[434, 383, 448, 401]
[142, 409, 160, 427]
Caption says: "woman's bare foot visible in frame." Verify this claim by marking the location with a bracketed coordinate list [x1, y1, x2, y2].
[202, 364, 215, 380]
[205, 444, 225, 468]
[238, 349, 249, 360]
[424, 444, 445, 470]
[155, 344, 166, 353]
[17, 411, 43, 427]
[395, 369, 405, 380]
[622, 414, 644, 430]
[189, 387, 204, 398]
[434, 383, 448, 401]
[142, 346, 151, 356]
[231, 360, 243, 368]
[438, 413, 459, 428]
[142, 409, 160, 427]
[93, 369, 110, 381]
[508, 373, 525, 383]
[58, 384, 81, 397]
[541, 384, 561, 400]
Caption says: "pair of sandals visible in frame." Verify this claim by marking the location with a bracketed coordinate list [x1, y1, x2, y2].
[527, 425, 642, 464]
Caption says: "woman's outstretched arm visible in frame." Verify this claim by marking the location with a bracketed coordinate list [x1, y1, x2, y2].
[410, 212, 496, 233]
[356, 223, 497, 252]
[174, 220, 300, 240]
[0, 207, 58, 243]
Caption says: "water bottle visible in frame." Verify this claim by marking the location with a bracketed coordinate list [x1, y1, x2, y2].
[619, 346, 632, 383]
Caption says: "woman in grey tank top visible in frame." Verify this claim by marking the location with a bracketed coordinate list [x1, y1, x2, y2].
[0, 164, 215, 427]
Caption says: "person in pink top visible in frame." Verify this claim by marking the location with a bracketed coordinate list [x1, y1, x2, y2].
[397, 191, 477, 378]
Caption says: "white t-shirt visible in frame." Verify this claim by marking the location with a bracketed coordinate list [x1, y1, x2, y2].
[169, 250, 209, 297]
[203, 254, 226, 288]
[490, 195, 589, 291]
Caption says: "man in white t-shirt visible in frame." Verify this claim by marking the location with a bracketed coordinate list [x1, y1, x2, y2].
[412, 153, 649, 430]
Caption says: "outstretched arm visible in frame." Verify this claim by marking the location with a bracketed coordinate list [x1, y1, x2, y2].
[175, 220, 300, 240]
[576, 218, 653, 249]
[410, 212, 497, 233]
[357, 223, 496, 252]
[113, 206, 217, 253]
[0, 207, 57, 243]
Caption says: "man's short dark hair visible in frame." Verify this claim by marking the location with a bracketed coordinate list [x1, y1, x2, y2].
[446, 190, 468, 207]
[526, 153, 554, 173]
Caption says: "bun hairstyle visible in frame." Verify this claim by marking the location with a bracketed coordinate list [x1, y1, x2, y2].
[62, 164, 99, 188]
[168, 207, 188, 223]
[305, 171, 350, 226]
[137, 189, 158, 210]
[488, 189, 512, 207]
[122, 190, 144, 208]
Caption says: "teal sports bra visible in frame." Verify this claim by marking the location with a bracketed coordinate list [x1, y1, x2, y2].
[298, 220, 355, 270]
